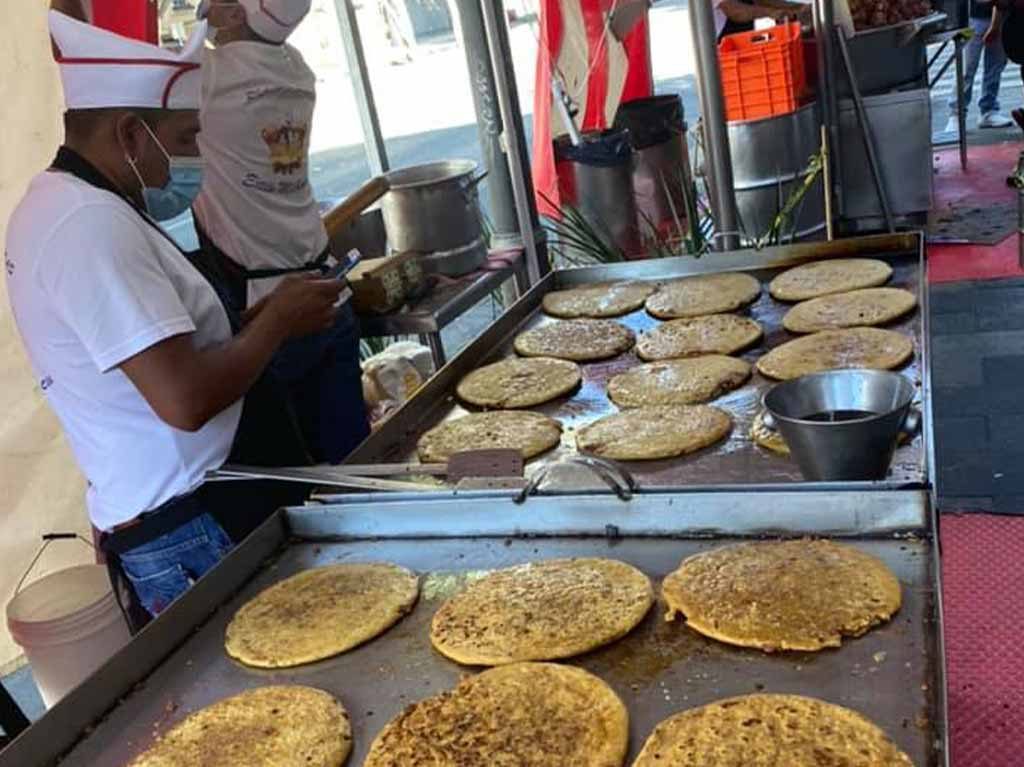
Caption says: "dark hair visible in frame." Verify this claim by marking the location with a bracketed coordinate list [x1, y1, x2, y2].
[63, 108, 168, 143]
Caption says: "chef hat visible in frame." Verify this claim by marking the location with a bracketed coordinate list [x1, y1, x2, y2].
[49, 11, 207, 111]
[238, 0, 312, 43]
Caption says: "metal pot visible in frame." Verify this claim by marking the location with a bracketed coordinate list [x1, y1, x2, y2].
[381, 160, 488, 276]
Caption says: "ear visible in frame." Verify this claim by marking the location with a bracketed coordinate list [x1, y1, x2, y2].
[114, 112, 149, 163]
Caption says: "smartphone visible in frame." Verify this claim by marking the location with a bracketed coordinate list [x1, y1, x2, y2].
[324, 249, 362, 280]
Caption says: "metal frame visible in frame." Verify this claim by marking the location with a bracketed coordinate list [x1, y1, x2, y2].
[927, 28, 970, 171]
[333, 0, 389, 176]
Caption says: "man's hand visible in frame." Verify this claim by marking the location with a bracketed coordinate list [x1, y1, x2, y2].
[257, 275, 344, 340]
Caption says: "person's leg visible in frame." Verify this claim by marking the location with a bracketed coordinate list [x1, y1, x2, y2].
[117, 514, 234, 617]
[287, 304, 370, 464]
[978, 22, 1010, 115]
[949, 20, 987, 115]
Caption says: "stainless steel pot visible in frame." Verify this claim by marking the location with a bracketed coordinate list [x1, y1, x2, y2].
[381, 160, 488, 276]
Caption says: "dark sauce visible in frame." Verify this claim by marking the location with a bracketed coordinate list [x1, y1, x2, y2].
[802, 409, 876, 423]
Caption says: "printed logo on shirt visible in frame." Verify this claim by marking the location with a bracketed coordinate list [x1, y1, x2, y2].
[261, 120, 308, 175]
[4, 254, 14, 277]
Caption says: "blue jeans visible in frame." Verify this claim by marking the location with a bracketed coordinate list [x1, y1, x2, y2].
[119, 514, 233, 616]
[270, 301, 370, 464]
[949, 17, 1009, 115]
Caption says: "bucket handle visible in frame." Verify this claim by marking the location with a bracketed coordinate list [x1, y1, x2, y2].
[14, 533, 97, 598]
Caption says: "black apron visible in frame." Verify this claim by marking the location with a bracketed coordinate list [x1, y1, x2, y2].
[50, 148, 313, 629]
[195, 221, 332, 315]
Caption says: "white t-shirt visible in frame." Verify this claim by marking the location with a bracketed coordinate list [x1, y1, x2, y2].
[193, 40, 329, 307]
[5, 171, 243, 532]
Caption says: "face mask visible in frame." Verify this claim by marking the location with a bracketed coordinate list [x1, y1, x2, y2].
[125, 122, 204, 221]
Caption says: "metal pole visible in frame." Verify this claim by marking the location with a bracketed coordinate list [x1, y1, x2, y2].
[333, 0, 389, 176]
[453, 0, 526, 251]
[954, 34, 968, 171]
[834, 30, 895, 233]
[688, 0, 739, 250]
[812, 0, 842, 225]
[820, 125, 834, 240]
[479, 0, 548, 283]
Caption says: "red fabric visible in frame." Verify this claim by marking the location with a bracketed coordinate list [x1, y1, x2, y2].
[531, 0, 653, 217]
[581, 0, 610, 130]
[941, 514, 1024, 766]
[928, 142, 1023, 284]
[91, 0, 156, 43]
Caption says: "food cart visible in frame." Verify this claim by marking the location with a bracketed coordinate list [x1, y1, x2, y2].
[0, 231, 948, 766]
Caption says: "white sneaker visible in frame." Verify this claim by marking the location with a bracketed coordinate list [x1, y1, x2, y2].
[979, 111, 1014, 128]
[942, 116, 961, 135]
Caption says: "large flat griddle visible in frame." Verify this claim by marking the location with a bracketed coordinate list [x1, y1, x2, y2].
[9, 489, 947, 767]
[346, 233, 932, 491]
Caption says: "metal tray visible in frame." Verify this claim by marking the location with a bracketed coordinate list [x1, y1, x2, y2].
[347, 233, 933, 492]
[6, 490, 947, 767]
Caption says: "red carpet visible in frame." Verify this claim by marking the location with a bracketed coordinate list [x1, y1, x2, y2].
[941, 514, 1024, 766]
[929, 143, 1023, 284]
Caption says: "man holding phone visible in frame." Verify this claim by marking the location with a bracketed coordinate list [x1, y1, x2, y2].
[192, 0, 369, 463]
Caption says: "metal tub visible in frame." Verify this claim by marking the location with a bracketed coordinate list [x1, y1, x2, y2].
[728, 103, 826, 243]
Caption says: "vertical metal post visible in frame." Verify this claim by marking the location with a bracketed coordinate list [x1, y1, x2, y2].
[835, 30, 894, 233]
[688, 0, 739, 250]
[479, 0, 548, 283]
[453, 0, 525, 251]
[954, 34, 968, 171]
[333, 0, 390, 176]
[812, 0, 842, 225]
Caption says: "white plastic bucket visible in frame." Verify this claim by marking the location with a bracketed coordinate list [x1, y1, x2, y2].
[7, 564, 131, 708]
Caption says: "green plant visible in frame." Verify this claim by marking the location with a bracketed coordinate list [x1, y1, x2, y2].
[754, 149, 825, 250]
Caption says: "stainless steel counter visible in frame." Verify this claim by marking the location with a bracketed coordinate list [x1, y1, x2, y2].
[3, 489, 947, 767]
[348, 233, 932, 492]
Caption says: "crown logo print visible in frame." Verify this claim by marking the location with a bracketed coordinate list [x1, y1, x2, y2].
[261, 121, 309, 175]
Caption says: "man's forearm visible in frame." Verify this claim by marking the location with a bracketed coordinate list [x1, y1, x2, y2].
[120, 309, 289, 433]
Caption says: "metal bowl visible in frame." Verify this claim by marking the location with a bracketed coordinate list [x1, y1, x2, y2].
[763, 369, 918, 481]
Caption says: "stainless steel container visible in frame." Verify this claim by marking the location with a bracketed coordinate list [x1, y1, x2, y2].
[728, 102, 826, 243]
[838, 89, 932, 223]
[763, 369, 918, 481]
[615, 95, 693, 242]
[834, 22, 928, 97]
[555, 132, 642, 258]
[382, 160, 488, 276]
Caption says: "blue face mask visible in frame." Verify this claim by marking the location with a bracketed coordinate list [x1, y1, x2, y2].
[125, 122, 204, 221]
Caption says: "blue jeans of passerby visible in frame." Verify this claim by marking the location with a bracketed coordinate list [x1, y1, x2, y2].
[270, 301, 370, 464]
[118, 514, 233, 616]
[949, 17, 1009, 115]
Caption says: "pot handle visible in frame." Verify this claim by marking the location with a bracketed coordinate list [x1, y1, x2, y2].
[460, 170, 489, 201]
[761, 411, 778, 432]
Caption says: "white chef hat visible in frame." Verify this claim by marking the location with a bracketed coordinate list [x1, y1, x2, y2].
[238, 0, 312, 43]
[49, 11, 207, 110]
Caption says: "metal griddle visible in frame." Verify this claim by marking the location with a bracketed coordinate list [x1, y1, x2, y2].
[6, 488, 947, 766]
[345, 233, 933, 492]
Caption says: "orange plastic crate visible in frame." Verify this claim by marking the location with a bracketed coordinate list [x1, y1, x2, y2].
[718, 22, 807, 122]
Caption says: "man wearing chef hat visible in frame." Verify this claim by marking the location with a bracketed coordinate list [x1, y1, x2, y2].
[5, 11, 339, 627]
[193, 0, 370, 466]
